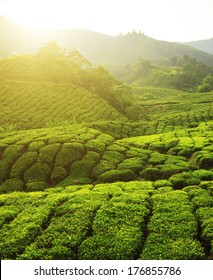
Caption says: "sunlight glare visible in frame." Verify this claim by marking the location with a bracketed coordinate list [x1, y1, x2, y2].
[0, 0, 213, 41]
[0, 0, 85, 29]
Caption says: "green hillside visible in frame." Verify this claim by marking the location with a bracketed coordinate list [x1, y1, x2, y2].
[0, 43, 131, 130]
[111, 55, 213, 93]
[132, 86, 213, 124]
[0, 80, 125, 130]
[0, 41, 213, 260]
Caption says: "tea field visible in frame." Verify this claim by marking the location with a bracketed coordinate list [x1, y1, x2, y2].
[0, 121, 212, 191]
[0, 53, 213, 260]
[0, 80, 125, 130]
[0, 181, 213, 259]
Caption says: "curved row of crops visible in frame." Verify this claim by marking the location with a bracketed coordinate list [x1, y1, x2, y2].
[0, 121, 212, 193]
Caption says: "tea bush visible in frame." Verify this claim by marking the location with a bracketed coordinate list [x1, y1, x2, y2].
[98, 169, 135, 183]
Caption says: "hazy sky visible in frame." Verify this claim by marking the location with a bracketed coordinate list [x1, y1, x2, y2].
[0, 0, 212, 42]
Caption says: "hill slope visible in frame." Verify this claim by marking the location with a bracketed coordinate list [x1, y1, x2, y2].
[0, 80, 126, 130]
[186, 38, 213, 55]
[0, 46, 130, 128]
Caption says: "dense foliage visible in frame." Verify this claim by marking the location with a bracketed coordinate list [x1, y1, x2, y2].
[112, 55, 213, 92]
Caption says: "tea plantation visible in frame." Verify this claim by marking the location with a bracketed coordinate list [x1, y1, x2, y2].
[0, 51, 213, 260]
[0, 80, 126, 130]
[0, 181, 213, 259]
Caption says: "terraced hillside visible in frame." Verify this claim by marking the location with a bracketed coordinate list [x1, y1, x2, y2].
[0, 121, 212, 193]
[133, 87, 213, 125]
[0, 50, 213, 260]
[0, 80, 126, 130]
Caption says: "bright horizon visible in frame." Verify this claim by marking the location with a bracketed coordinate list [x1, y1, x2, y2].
[0, 0, 213, 42]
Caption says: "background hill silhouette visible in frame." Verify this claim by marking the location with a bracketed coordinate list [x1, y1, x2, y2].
[1, 16, 213, 67]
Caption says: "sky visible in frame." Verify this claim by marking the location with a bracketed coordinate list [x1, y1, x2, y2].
[0, 0, 212, 42]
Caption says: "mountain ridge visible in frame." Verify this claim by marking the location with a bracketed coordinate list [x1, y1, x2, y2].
[186, 38, 213, 55]
[1, 16, 213, 67]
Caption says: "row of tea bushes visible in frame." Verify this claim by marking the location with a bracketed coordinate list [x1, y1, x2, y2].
[1, 181, 212, 259]
[119, 121, 213, 156]
[79, 182, 153, 259]
[0, 193, 66, 259]
[183, 185, 213, 257]
[0, 126, 115, 191]
[18, 189, 105, 260]
[140, 189, 205, 259]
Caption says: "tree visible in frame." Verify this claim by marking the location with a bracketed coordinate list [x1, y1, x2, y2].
[35, 42, 134, 112]
[132, 58, 153, 77]
[197, 75, 213, 92]
[170, 55, 212, 90]
[36, 41, 91, 83]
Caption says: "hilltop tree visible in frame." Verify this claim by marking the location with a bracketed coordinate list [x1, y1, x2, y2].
[132, 58, 153, 78]
[36, 41, 91, 84]
[37, 41, 91, 68]
[122, 58, 154, 83]
[36, 42, 133, 113]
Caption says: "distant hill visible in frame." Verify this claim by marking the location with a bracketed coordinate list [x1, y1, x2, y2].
[186, 38, 213, 55]
[1, 16, 213, 67]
